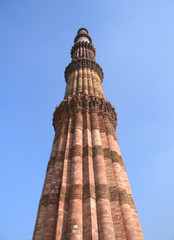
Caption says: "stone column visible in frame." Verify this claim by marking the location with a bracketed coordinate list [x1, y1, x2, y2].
[41, 113, 69, 240]
[33, 132, 59, 240]
[68, 109, 83, 240]
[64, 81, 69, 99]
[90, 109, 115, 240]
[112, 131, 144, 240]
[72, 70, 78, 96]
[91, 70, 98, 97]
[83, 107, 98, 240]
[77, 68, 83, 94]
[80, 44, 82, 58]
[56, 116, 74, 239]
[69, 72, 74, 97]
[83, 67, 88, 95]
[97, 75, 104, 98]
[98, 113, 126, 240]
[100, 84, 104, 98]
[87, 68, 93, 95]
[103, 116, 139, 240]
[94, 72, 100, 97]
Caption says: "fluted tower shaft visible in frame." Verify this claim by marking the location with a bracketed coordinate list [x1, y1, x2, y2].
[33, 28, 144, 240]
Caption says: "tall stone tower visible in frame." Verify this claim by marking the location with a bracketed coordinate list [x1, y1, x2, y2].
[33, 28, 144, 240]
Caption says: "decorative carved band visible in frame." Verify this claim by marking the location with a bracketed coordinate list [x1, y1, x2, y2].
[111, 151, 124, 166]
[96, 184, 109, 200]
[83, 145, 92, 157]
[65, 58, 103, 82]
[118, 189, 136, 209]
[39, 191, 59, 207]
[59, 186, 69, 202]
[39, 186, 135, 207]
[72, 145, 82, 157]
[93, 145, 103, 157]
[69, 184, 82, 200]
[109, 186, 119, 202]
[103, 148, 111, 159]
[53, 95, 117, 131]
[83, 183, 96, 200]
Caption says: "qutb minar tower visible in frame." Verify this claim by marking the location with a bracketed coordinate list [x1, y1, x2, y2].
[33, 28, 144, 240]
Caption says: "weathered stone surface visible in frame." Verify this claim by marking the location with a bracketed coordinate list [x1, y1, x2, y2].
[59, 186, 69, 202]
[56, 151, 65, 162]
[109, 186, 118, 202]
[111, 151, 124, 165]
[92, 145, 103, 157]
[72, 145, 82, 157]
[83, 145, 92, 157]
[83, 183, 96, 199]
[39, 192, 59, 207]
[103, 148, 111, 159]
[96, 184, 109, 200]
[118, 189, 136, 209]
[69, 184, 82, 200]
[64, 148, 72, 160]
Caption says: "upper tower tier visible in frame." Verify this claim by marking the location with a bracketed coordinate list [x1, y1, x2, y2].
[64, 28, 104, 99]
[71, 28, 95, 60]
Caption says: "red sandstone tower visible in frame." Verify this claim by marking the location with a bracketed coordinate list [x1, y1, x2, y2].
[33, 28, 144, 240]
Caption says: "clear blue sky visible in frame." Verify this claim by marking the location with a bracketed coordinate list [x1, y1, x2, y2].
[1, 1, 174, 239]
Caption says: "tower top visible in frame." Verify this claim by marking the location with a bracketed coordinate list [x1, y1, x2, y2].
[74, 27, 92, 43]
[77, 28, 89, 34]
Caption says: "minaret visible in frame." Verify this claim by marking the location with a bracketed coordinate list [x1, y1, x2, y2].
[33, 28, 144, 240]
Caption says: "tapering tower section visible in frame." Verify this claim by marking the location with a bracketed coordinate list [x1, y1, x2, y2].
[64, 28, 104, 99]
[33, 28, 144, 240]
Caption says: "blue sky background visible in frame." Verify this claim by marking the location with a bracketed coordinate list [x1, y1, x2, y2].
[1, 1, 174, 239]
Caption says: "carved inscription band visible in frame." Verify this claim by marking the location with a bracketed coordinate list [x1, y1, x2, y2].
[39, 185, 135, 209]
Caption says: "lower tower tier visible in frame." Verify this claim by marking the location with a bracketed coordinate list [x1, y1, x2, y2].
[33, 94, 144, 240]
